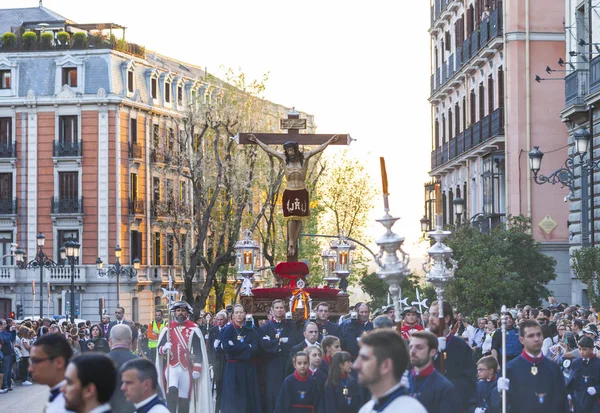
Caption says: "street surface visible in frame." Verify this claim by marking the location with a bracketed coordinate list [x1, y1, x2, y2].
[1, 383, 48, 413]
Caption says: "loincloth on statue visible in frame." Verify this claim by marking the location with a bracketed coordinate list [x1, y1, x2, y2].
[282, 189, 310, 221]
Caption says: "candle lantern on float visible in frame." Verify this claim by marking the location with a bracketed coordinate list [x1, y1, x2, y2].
[322, 248, 338, 288]
[234, 229, 260, 296]
[330, 233, 354, 295]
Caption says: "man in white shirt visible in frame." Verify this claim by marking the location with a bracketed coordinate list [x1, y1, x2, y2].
[62, 353, 117, 413]
[354, 329, 427, 412]
[120, 358, 169, 413]
[28, 333, 74, 413]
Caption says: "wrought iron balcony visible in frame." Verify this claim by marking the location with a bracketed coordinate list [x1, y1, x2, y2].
[53, 141, 81, 157]
[150, 148, 173, 164]
[0, 198, 17, 215]
[128, 198, 145, 215]
[481, 115, 491, 141]
[51, 197, 84, 214]
[128, 143, 143, 160]
[589, 55, 600, 95]
[480, 18, 489, 45]
[472, 121, 481, 147]
[465, 128, 473, 151]
[0, 142, 15, 158]
[565, 70, 587, 107]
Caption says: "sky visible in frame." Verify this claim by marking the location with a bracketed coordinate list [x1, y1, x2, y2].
[5, 0, 432, 262]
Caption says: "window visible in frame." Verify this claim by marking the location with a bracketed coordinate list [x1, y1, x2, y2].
[482, 153, 506, 216]
[153, 124, 160, 148]
[130, 230, 142, 264]
[180, 181, 186, 203]
[59, 172, 78, 199]
[62, 68, 77, 87]
[127, 70, 134, 93]
[59, 116, 78, 144]
[151, 78, 157, 99]
[165, 82, 171, 103]
[57, 230, 79, 264]
[0, 232, 12, 265]
[153, 232, 161, 265]
[166, 234, 174, 265]
[0, 173, 12, 200]
[167, 128, 174, 150]
[130, 173, 138, 200]
[0, 118, 11, 145]
[130, 118, 137, 145]
[479, 82, 485, 120]
[0, 70, 10, 89]
[178, 85, 183, 104]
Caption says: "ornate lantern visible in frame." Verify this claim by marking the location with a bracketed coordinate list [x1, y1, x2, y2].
[234, 230, 260, 296]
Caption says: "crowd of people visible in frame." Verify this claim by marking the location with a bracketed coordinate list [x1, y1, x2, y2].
[0, 296, 599, 412]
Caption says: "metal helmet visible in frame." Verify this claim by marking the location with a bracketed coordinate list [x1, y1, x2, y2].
[170, 300, 193, 314]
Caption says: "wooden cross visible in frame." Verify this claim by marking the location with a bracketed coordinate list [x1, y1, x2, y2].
[236, 108, 352, 145]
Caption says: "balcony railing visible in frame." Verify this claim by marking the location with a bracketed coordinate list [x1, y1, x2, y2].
[465, 128, 473, 151]
[49, 266, 82, 282]
[436, 67, 441, 89]
[480, 18, 489, 45]
[456, 46, 463, 69]
[0, 198, 17, 215]
[0, 142, 15, 158]
[490, 108, 505, 137]
[472, 121, 481, 146]
[430, 108, 506, 171]
[448, 54, 455, 78]
[53, 141, 81, 157]
[151, 148, 173, 164]
[51, 197, 84, 214]
[590, 55, 600, 95]
[471, 30, 480, 57]
[128, 143, 143, 160]
[442, 62, 447, 84]
[565, 70, 587, 107]
[128, 198, 145, 215]
[449, 137, 456, 159]
[489, 9, 503, 39]
[481, 114, 491, 141]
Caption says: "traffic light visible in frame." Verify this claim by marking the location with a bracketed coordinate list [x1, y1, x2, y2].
[16, 304, 23, 319]
[9, 311, 15, 318]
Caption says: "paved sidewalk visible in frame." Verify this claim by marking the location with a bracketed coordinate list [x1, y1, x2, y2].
[0, 382, 48, 413]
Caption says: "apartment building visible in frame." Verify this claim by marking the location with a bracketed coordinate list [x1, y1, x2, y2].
[426, 0, 574, 303]
[0, 6, 314, 322]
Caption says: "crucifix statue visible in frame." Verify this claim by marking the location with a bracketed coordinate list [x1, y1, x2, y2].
[238, 108, 351, 262]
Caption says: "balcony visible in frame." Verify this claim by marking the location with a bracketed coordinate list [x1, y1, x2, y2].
[481, 115, 491, 141]
[128, 143, 143, 160]
[150, 148, 173, 164]
[430, 7, 503, 98]
[0, 142, 15, 158]
[565, 70, 587, 108]
[465, 128, 473, 151]
[442, 141, 449, 163]
[53, 141, 82, 157]
[51, 197, 84, 214]
[490, 108, 505, 137]
[128, 198, 145, 215]
[472, 121, 481, 147]
[449, 137, 456, 159]
[457, 132, 464, 155]
[0, 198, 17, 215]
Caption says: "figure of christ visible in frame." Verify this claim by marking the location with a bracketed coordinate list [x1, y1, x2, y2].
[248, 134, 339, 260]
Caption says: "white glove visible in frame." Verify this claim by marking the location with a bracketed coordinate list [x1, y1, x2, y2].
[213, 339, 221, 350]
[399, 372, 409, 388]
[588, 386, 597, 396]
[437, 337, 447, 351]
[192, 371, 201, 380]
[474, 408, 486, 413]
[262, 335, 271, 340]
[161, 342, 172, 353]
[497, 377, 510, 392]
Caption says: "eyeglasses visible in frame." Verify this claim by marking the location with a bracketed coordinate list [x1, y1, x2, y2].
[30, 356, 57, 365]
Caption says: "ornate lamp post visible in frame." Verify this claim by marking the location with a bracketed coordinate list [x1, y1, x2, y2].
[64, 237, 80, 323]
[330, 234, 354, 295]
[423, 220, 457, 336]
[374, 209, 411, 324]
[97, 246, 140, 307]
[15, 233, 63, 319]
[529, 128, 598, 245]
[453, 196, 465, 224]
[234, 230, 260, 296]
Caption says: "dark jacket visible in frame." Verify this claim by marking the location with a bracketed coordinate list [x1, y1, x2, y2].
[108, 347, 139, 413]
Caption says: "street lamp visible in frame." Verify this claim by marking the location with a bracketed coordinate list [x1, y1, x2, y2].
[234, 230, 260, 296]
[15, 232, 62, 319]
[420, 216, 430, 233]
[529, 127, 597, 245]
[453, 196, 465, 224]
[64, 237, 80, 323]
[97, 245, 140, 307]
